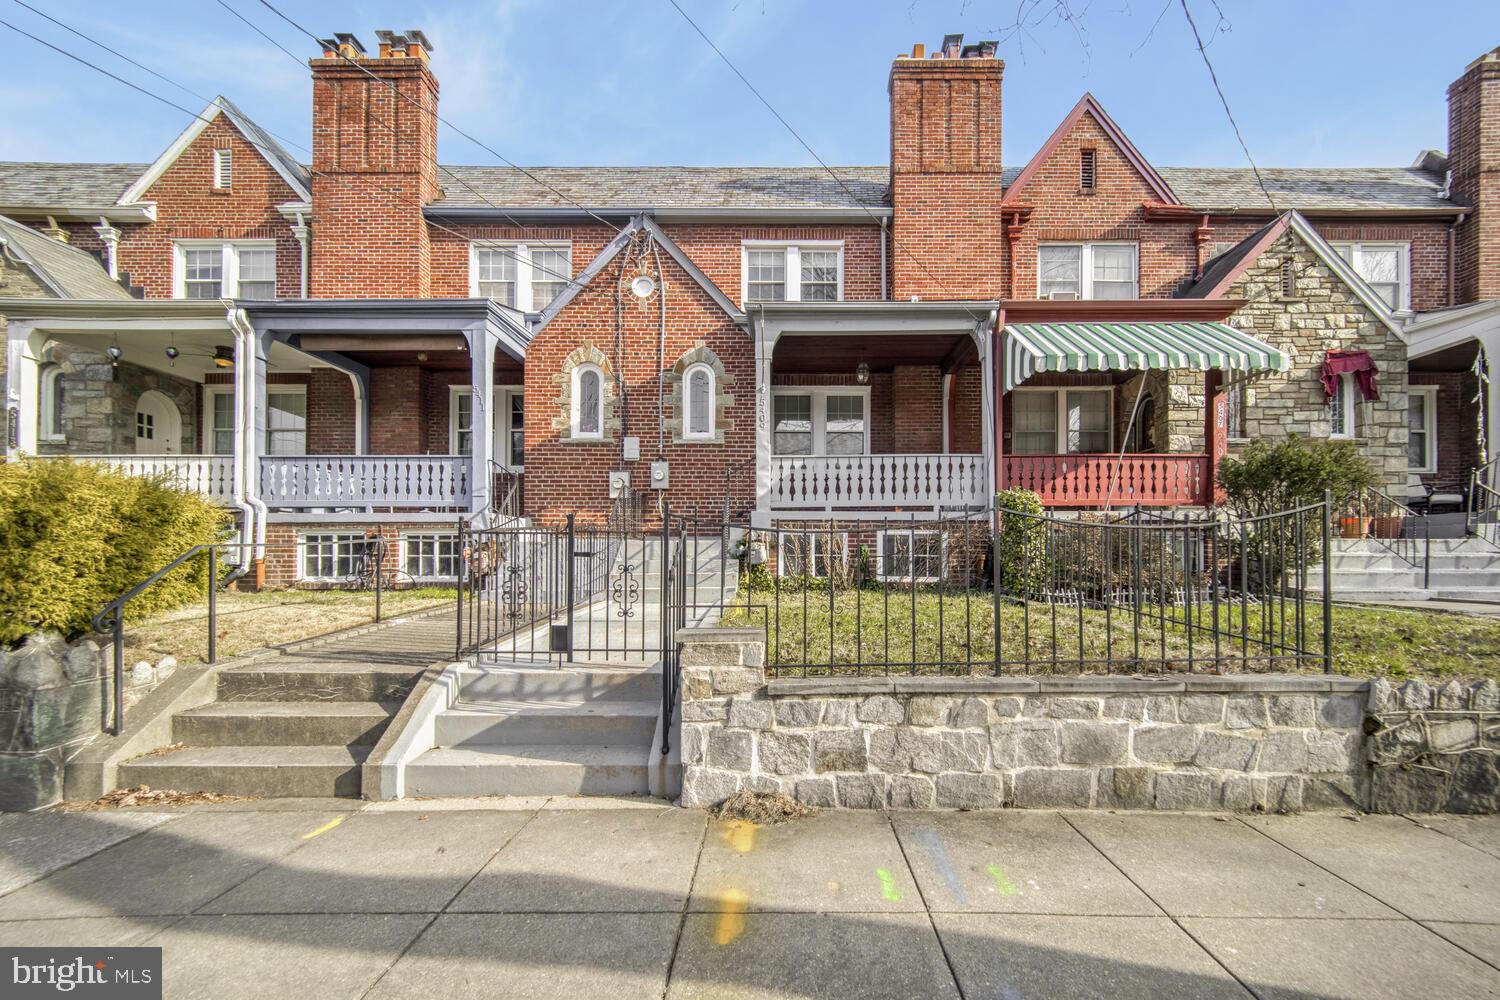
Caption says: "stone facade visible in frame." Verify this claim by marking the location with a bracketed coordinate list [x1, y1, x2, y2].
[33, 343, 199, 456]
[1366, 676, 1500, 814]
[1222, 231, 1411, 492]
[677, 627, 1367, 812]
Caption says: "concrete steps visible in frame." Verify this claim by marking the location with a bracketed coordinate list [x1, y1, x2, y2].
[406, 662, 672, 798]
[173, 701, 399, 747]
[118, 745, 371, 798]
[1311, 536, 1500, 602]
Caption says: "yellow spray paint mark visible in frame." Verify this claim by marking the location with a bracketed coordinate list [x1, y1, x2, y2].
[715, 888, 749, 945]
[876, 868, 903, 903]
[302, 815, 346, 840]
[986, 863, 1019, 896]
[722, 819, 757, 853]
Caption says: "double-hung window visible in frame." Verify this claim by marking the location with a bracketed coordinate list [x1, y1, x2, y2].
[404, 533, 460, 580]
[203, 388, 235, 455]
[742, 243, 843, 303]
[1011, 389, 1112, 454]
[777, 531, 847, 578]
[772, 389, 867, 455]
[1408, 386, 1437, 473]
[877, 530, 944, 583]
[448, 385, 525, 467]
[266, 389, 306, 455]
[1037, 243, 1137, 300]
[1328, 374, 1357, 440]
[174, 241, 277, 299]
[1330, 241, 1410, 312]
[471, 242, 572, 311]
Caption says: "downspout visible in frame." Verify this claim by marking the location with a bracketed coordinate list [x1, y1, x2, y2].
[1449, 213, 1466, 308]
[879, 216, 889, 300]
[227, 306, 268, 572]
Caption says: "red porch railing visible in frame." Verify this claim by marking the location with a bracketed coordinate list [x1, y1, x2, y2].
[1003, 453, 1210, 507]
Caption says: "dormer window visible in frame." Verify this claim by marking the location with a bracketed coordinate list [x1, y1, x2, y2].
[1079, 148, 1097, 192]
[213, 148, 232, 189]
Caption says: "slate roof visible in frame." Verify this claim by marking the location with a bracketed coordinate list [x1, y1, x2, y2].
[0, 162, 146, 206]
[0, 214, 132, 299]
[0, 162, 1457, 213]
[428, 165, 892, 210]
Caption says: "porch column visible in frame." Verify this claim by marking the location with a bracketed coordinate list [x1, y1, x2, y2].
[465, 320, 500, 522]
[991, 315, 1005, 492]
[5, 320, 41, 458]
[1204, 369, 1228, 505]
[229, 310, 273, 574]
[1480, 336, 1500, 481]
[977, 321, 996, 500]
[753, 319, 776, 518]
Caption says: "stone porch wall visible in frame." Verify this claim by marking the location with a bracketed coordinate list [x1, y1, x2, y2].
[677, 627, 1368, 812]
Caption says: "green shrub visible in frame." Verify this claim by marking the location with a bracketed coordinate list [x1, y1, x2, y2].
[995, 487, 1046, 594]
[1218, 436, 1377, 517]
[0, 459, 231, 645]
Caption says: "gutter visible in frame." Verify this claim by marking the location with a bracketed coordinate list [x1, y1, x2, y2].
[0, 203, 156, 224]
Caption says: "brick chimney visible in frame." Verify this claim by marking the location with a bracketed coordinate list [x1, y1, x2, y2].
[309, 29, 439, 297]
[888, 35, 1004, 301]
[1449, 46, 1500, 304]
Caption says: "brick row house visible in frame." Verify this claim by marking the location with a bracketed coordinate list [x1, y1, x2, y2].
[3, 31, 1499, 586]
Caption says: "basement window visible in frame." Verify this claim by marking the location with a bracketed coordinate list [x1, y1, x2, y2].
[301, 533, 370, 582]
[1080, 148, 1097, 191]
[213, 148, 232, 189]
[404, 533, 461, 581]
[876, 530, 944, 583]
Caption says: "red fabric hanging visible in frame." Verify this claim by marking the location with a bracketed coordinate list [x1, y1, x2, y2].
[1321, 350, 1379, 401]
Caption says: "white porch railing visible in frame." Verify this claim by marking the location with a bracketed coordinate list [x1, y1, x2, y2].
[771, 453, 989, 509]
[259, 455, 471, 509]
[72, 454, 236, 503]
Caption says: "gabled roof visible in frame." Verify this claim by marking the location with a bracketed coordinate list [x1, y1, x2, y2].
[0, 214, 132, 300]
[118, 97, 311, 205]
[1002, 93, 1179, 206]
[535, 214, 744, 330]
[1180, 209, 1405, 338]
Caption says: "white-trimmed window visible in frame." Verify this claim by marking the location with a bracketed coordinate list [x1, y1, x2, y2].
[1037, 243, 1138, 300]
[572, 364, 605, 439]
[1408, 386, 1437, 473]
[876, 530, 944, 583]
[174, 241, 276, 299]
[39, 364, 65, 441]
[683, 363, 715, 440]
[1012, 388, 1112, 454]
[470, 242, 572, 311]
[301, 533, 369, 581]
[213, 148, 233, 189]
[266, 388, 306, 455]
[404, 533, 460, 581]
[203, 386, 234, 455]
[1329, 373, 1357, 440]
[742, 242, 843, 303]
[777, 530, 847, 577]
[448, 385, 525, 466]
[1331, 241, 1410, 312]
[771, 388, 868, 455]
[450, 386, 474, 455]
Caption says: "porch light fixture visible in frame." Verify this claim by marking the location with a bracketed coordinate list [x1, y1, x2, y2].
[165, 334, 179, 367]
[856, 361, 870, 385]
[212, 346, 234, 369]
[106, 337, 122, 368]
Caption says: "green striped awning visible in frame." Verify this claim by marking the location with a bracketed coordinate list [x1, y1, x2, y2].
[1003, 321, 1289, 391]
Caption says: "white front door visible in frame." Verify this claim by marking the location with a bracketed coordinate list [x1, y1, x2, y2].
[134, 390, 181, 454]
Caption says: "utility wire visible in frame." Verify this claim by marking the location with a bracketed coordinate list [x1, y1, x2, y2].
[1178, 0, 1277, 212]
[212, 0, 301, 64]
[256, 0, 627, 236]
[0, 10, 580, 290]
[10, 0, 208, 103]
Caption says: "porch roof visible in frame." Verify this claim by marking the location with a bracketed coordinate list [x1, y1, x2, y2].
[1003, 321, 1289, 391]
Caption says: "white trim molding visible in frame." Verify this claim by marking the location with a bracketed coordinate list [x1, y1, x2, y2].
[741, 240, 844, 305]
[1407, 384, 1438, 474]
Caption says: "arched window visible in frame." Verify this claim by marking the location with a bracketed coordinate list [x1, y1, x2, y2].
[683, 363, 715, 440]
[571, 363, 604, 439]
[39, 364, 64, 440]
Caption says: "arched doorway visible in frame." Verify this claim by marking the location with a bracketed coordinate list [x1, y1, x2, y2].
[134, 390, 181, 454]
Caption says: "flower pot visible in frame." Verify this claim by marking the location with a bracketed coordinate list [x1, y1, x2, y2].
[1370, 515, 1404, 540]
[1339, 515, 1368, 539]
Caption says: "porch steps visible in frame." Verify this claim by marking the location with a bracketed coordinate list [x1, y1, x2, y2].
[404, 662, 673, 798]
[117, 660, 426, 798]
[1309, 537, 1500, 603]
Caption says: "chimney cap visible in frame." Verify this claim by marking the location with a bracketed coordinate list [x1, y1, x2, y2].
[333, 32, 366, 55]
[941, 33, 963, 58]
[404, 29, 433, 51]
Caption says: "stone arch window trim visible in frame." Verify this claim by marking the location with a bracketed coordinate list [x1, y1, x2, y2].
[666, 342, 735, 445]
[572, 364, 605, 440]
[552, 343, 620, 443]
[39, 363, 66, 442]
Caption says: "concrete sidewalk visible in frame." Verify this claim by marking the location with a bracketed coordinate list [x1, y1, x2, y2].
[2, 801, 1499, 999]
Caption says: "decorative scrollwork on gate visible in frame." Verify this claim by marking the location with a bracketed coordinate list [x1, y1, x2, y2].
[502, 563, 528, 624]
[611, 559, 640, 619]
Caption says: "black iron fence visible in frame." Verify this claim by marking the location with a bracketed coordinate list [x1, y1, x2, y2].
[710, 500, 1332, 678]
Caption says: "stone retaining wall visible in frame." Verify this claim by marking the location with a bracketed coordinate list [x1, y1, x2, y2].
[677, 627, 1368, 812]
[1365, 677, 1500, 814]
[0, 631, 177, 810]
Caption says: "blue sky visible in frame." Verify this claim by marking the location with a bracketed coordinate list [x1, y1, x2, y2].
[1, 0, 1496, 171]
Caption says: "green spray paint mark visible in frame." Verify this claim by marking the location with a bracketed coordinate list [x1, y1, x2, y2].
[876, 868, 903, 903]
[986, 863, 1019, 897]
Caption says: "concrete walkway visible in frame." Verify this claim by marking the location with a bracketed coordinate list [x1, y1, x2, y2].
[257, 605, 460, 668]
[3, 801, 1499, 999]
